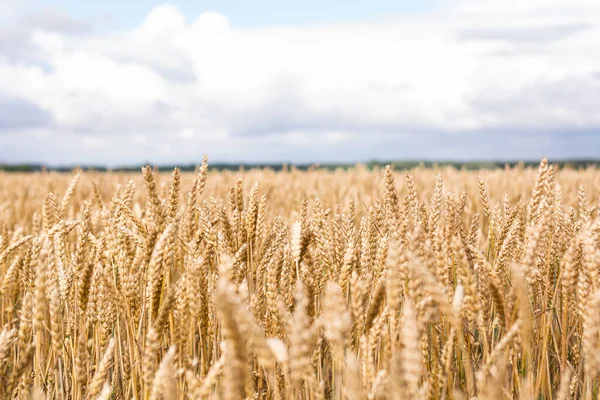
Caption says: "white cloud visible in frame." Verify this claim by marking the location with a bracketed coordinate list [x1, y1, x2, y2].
[1, 0, 600, 164]
[135, 4, 187, 40]
[181, 128, 195, 139]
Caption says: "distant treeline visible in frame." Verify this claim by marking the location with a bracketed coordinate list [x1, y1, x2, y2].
[1, 160, 599, 172]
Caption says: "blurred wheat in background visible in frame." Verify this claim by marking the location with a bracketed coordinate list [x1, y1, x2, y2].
[0, 157, 599, 399]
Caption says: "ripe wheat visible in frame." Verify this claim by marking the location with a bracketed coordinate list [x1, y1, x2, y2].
[0, 158, 599, 399]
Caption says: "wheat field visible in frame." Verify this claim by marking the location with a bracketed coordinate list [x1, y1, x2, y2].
[0, 158, 599, 399]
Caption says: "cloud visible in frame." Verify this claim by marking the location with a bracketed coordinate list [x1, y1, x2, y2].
[469, 73, 600, 130]
[0, 96, 52, 130]
[0, 6, 90, 68]
[0, 1, 600, 164]
[457, 23, 591, 43]
[20, 8, 92, 34]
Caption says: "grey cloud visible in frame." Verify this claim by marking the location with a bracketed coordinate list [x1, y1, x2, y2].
[0, 27, 41, 65]
[56, 100, 177, 135]
[468, 72, 600, 130]
[150, 65, 196, 83]
[224, 107, 451, 139]
[226, 108, 452, 138]
[0, 97, 53, 130]
[20, 8, 91, 34]
[227, 70, 600, 141]
[0, 9, 90, 67]
[91, 41, 198, 84]
[547, 130, 600, 158]
[3, 129, 598, 166]
[458, 23, 591, 43]
[200, 75, 426, 137]
[0, 132, 146, 165]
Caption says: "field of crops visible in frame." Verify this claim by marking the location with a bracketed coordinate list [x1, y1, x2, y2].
[0, 158, 599, 399]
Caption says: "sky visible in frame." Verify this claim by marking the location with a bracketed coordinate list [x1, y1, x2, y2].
[1, 0, 600, 165]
